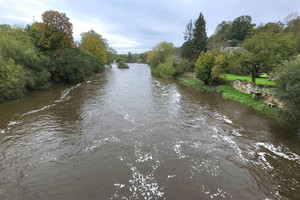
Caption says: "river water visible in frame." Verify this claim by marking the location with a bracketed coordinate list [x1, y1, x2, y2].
[0, 64, 299, 200]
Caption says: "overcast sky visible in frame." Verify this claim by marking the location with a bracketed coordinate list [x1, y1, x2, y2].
[0, 0, 299, 54]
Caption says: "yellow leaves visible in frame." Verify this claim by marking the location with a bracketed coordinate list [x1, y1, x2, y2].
[80, 31, 107, 66]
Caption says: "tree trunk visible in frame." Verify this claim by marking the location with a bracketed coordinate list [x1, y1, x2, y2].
[251, 72, 256, 84]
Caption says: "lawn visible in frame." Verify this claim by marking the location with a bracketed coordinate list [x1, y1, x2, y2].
[217, 85, 278, 118]
[177, 77, 215, 92]
[221, 74, 275, 86]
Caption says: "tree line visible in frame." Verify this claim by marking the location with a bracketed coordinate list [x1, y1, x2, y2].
[0, 10, 117, 103]
[145, 12, 300, 129]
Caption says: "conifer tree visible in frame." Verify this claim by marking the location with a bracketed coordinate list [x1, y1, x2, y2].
[193, 12, 208, 59]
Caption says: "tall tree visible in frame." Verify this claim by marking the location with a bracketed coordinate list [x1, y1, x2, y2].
[230, 15, 255, 45]
[182, 19, 194, 60]
[39, 10, 74, 51]
[285, 15, 300, 53]
[241, 32, 295, 83]
[80, 29, 107, 66]
[208, 21, 232, 49]
[193, 12, 208, 59]
[128, 52, 134, 63]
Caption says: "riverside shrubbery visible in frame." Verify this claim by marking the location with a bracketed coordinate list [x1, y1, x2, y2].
[117, 60, 129, 69]
[0, 10, 111, 103]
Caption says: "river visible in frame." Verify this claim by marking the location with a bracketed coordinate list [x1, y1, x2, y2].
[0, 64, 299, 200]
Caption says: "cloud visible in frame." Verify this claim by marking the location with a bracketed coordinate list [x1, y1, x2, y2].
[0, 0, 299, 53]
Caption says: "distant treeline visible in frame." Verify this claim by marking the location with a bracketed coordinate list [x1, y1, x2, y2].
[0, 10, 118, 103]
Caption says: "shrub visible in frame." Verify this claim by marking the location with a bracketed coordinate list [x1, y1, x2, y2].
[49, 48, 102, 83]
[117, 60, 129, 68]
[157, 61, 175, 79]
[174, 58, 194, 76]
[275, 57, 300, 129]
[0, 56, 26, 102]
[211, 54, 229, 81]
[195, 51, 215, 83]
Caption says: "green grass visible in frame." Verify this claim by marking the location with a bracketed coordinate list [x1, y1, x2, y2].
[221, 74, 275, 86]
[217, 85, 278, 118]
[177, 77, 215, 92]
[260, 73, 269, 78]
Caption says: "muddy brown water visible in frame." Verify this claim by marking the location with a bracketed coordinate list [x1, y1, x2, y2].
[0, 64, 299, 200]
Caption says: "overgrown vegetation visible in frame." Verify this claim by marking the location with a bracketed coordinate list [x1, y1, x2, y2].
[117, 60, 129, 69]
[275, 57, 300, 129]
[0, 10, 115, 103]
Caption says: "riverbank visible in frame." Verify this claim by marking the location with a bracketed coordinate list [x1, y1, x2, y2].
[177, 77, 278, 118]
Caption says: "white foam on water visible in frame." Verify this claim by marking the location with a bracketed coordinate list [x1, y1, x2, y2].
[83, 136, 121, 152]
[232, 129, 242, 137]
[167, 175, 176, 180]
[135, 147, 153, 163]
[209, 126, 246, 162]
[257, 152, 274, 170]
[190, 158, 220, 178]
[173, 141, 187, 159]
[201, 185, 233, 199]
[219, 134, 247, 162]
[256, 142, 300, 163]
[55, 83, 81, 103]
[111, 183, 127, 199]
[213, 113, 233, 124]
[0, 129, 5, 134]
[114, 183, 125, 188]
[21, 104, 56, 117]
[39, 152, 58, 163]
[127, 163, 165, 199]
[223, 116, 232, 124]
[8, 121, 21, 126]
[124, 113, 135, 123]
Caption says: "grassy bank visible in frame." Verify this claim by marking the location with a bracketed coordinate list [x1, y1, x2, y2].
[221, 74, 275, 86]
[217, 85, 278, 118]
[177, 77, 278, 118]
[177, 77, 215, 92]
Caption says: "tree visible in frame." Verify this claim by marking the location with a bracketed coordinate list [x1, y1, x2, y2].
[230, 15, 255, 43]
[0, 55, 26, 102]
[193, 13, 208, 58]
[80, 29, 107, 66]
[49, 48, 102, 83]
[195, 50, 215, 84]
[285, 15, 300, 53]
[211, 54, 229, 81]
[275, 57, 300, 129]
[181, 20, 194, 60]
[254, 22, 284, 34]
[208, 21, 232, 49]
[106, 47, 117, 64]
[39, 10, 74, 51]
[242, 32, 295, 83]
[128, 52, 134, 63]
[0, 24, 51, 90]
[149, 41, 174, 68]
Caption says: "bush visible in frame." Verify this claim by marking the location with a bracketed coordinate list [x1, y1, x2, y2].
[275, 57, 300, 129]
[49, 48, 102, 83]
[156, 61, 175, 79]
[211, 54, 229, 81]
[117, 60, 129, 68]
[0, 25, 51, 90]
[174, 58, 194, 76]
[0, 56, 26, 102]
[195, 51, 215, 83]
